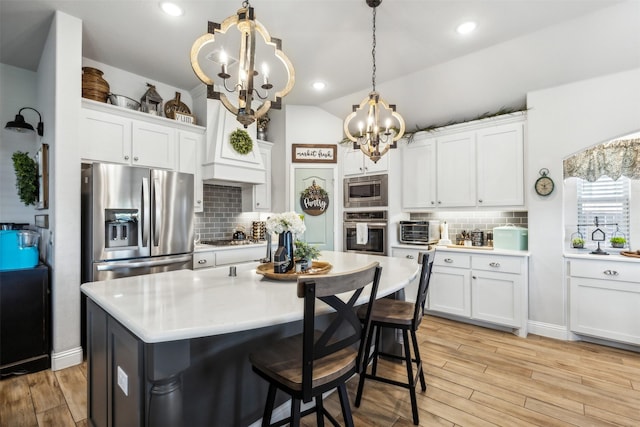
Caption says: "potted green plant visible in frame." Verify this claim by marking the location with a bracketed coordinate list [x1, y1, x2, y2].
[12, 151, 38, 206]
[294, 240, 321, 272]
[610, 236, 626, 248]
[571, 237, 585, 249]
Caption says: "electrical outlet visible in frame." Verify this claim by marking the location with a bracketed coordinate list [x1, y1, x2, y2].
[117, 365, 128, 396]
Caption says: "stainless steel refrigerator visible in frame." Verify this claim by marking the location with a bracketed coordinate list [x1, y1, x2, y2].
[81, 163, 194, 283]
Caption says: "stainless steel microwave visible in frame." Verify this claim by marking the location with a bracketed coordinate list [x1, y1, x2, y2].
[343, 174, 388, 208]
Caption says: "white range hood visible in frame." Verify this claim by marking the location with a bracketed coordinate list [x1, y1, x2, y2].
[201, 98, 266, 186]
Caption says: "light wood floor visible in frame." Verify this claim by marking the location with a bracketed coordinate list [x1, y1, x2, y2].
[2, 315, 639, 426]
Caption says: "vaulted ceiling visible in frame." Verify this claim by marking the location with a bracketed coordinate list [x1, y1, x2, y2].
[1, 1, 638, 128]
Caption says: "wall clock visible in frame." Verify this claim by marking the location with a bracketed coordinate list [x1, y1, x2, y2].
[535, 168, 554, 196]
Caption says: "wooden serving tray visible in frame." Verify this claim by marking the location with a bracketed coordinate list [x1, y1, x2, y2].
[620, 251, 640, 259]
[256, 261, 332, 281]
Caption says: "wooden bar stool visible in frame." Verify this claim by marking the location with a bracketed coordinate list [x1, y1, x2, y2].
[249, 262, 382, 427]
[355, 253, 434, 425]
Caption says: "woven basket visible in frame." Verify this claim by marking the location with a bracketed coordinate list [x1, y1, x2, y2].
[82, 67, 110, 102]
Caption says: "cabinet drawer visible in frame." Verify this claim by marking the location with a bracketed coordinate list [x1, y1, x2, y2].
[569, 259, 639, 283]
[472, 255, 522, 274]
[434, 251, 471, 269]
[391, 247, 432, 263]
[215, 247, 264, 266]
[193, 251, 215, 269]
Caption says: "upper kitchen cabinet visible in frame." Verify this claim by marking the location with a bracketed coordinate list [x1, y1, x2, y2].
[177, 130, 205, 213]
[476, 122, 524, 207]
[80, 99, 205, 172]
[343, 146, 389, 177]
[401, 134, 437, 209]
[401, 113, 525, 211]
[436, 131, 477, 207]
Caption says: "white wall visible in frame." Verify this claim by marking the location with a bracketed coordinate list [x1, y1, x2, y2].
[0, 64, 40, 223]
[39, 11, 84, 369]
[527, 68, 640, 334]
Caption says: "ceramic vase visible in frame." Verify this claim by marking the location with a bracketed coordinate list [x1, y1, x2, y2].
[278, 231, 295, 272]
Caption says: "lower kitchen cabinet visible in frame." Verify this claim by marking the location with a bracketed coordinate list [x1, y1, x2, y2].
[567, 257, 640, 345]
[428, 248, 528, 337]
[194, 245, 269, 270]
[0, 265, 50, 376]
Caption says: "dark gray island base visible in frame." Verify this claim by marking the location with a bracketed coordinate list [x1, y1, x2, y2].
[82, 253, 419, 426]
[87, 298, 300, 426]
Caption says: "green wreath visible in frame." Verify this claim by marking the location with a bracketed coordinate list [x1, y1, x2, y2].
[229, 129, 253, 155]
[12, 151, 38, 206]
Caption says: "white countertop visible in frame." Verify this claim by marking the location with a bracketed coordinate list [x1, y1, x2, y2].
[81, 251, 420, 344]
[564, 249, 640, 263]
[434, 245, 530, 257]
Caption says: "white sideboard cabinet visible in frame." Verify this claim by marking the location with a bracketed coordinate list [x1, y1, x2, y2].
[567, 257, 640, 346]
[428, 248, 529, 337]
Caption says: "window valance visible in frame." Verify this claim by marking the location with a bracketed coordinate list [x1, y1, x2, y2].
[563, 138, 640, 182]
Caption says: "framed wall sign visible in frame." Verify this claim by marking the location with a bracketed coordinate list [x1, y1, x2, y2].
[292, 144, 337, 163]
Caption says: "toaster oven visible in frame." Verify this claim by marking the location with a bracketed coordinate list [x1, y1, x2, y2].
[398, 220, 440, 245]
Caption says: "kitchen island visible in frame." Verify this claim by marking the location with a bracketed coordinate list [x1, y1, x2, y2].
[81, 251, 419, 427]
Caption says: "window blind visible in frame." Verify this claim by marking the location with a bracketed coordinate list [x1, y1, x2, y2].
[577, 176, 630, 245]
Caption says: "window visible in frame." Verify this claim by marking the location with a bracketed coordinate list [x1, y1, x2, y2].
[577, 176, 631, 247]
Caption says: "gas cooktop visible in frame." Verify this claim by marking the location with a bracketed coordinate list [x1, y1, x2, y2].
[200, 239, 264, 246]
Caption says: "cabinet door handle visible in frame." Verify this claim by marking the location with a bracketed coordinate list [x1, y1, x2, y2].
[431, 201, 435, 205]
[134, 156, 139, 161]
[359, 167, 363, 172]
[603, 270, 619, 276]
[478, 199, 483, 203]
[124, 155, 130, 160]
[197, 200, 202, 204]
[444, 258, 453, 263]
[472, 275, 477, 279]
[489, 262, 501, 268]
[406, 255, 414, 259]
[198, 259, 207, 264]
[438, 201, 442, 204]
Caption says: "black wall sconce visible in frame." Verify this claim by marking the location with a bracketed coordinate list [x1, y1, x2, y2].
[5, 107, 44, 136]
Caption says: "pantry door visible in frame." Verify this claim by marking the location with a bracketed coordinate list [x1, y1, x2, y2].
[293, 168, 335, 251]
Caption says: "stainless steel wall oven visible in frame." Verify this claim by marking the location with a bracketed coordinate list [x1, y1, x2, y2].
[343, 211, 387, 256]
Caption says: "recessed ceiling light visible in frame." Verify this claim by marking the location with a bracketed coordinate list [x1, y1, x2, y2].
[456, 21, 477, 35]
[312, 81, 326, 91]
[160, 2, 183, 17]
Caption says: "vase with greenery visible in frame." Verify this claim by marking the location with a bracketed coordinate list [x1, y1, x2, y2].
[266, 212, 306, 273]
[610, 236, 626, 248]
[12, 151, 38, 206]
[294, 240, 320, 271]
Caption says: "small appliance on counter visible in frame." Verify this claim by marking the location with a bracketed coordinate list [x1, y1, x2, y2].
[493, 225, 528, 250]
[0, 229, 40, 271]
[399, 220, 440, 245]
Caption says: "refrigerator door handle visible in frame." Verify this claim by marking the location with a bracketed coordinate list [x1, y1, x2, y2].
[96, 254, 192, 271]
[142, 177, 149, 247]
[153, 177, 161, 247]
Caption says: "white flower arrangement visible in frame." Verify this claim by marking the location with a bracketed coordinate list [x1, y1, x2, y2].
[266, 212, 306, 237]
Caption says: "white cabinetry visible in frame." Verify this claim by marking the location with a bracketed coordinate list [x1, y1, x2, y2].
[428, 248, 528, 337]
[390, 246, 433, 302]
[568, 257, 640, 345]
[476, 123, 524, 206]
[400, 114, 525, 211]
[80, 99, 205, 172]
[177, 130, 204, 212]
[343, 147, 389, 177]
[193, 246, 268, 269]
[436, 132, 476, 207]
[401, 136, 436, 209]
[242, 141, 272, 212]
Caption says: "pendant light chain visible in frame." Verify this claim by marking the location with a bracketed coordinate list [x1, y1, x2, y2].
[371, 6, 377, 92]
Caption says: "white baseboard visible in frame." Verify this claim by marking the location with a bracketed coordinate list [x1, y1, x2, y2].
[51, 346, 84, 371]
[526, 320, 570, 341]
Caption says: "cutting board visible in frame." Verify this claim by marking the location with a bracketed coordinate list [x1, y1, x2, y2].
[446, 245, 494, 250]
